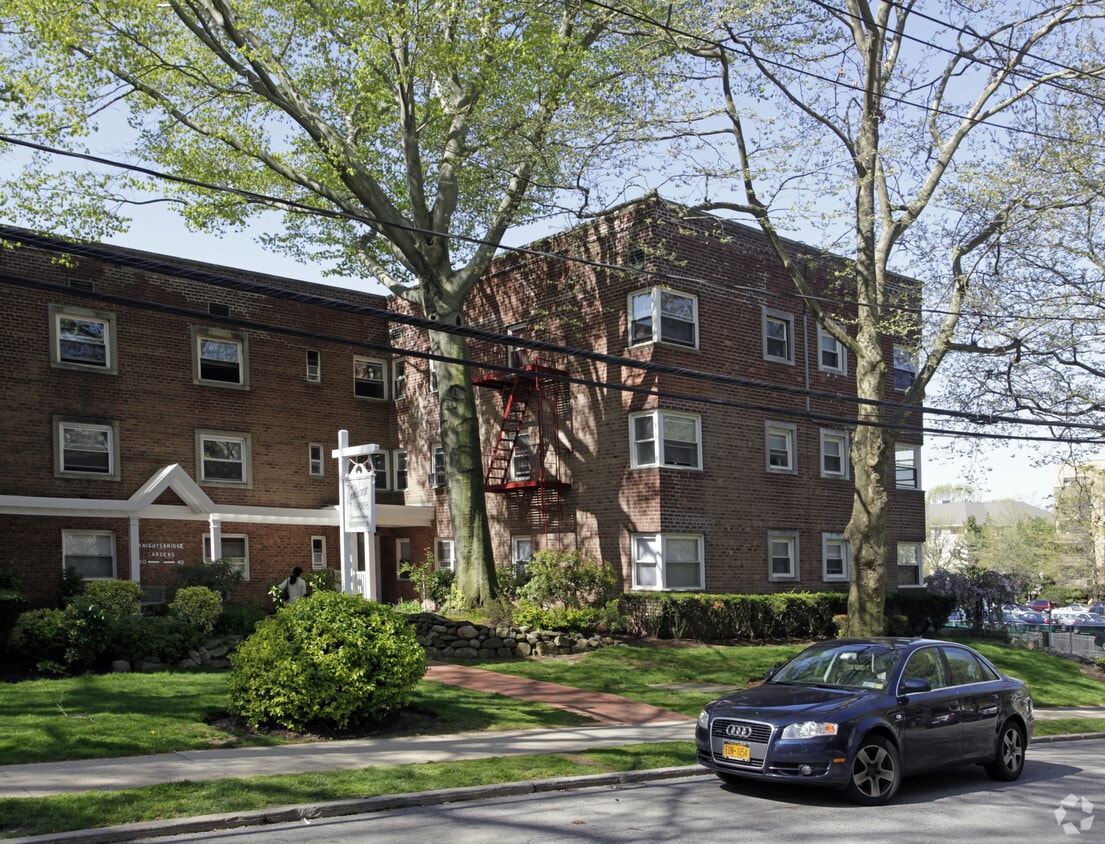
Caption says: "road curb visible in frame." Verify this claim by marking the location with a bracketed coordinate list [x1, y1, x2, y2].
[5, 766, 710, 844]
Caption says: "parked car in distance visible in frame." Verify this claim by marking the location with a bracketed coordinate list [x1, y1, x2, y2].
[696, 638, 1033, 806]
[1090, 602, 1105, 616]
[1027, 599, 1057, 613]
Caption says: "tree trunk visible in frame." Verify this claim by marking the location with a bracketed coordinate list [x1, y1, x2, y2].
[430, 326, 498, 606]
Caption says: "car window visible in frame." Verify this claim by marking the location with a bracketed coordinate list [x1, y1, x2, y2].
[901, 648, 947, 689]
[772, 644, 895, 689]
[942, 647, 998, 685]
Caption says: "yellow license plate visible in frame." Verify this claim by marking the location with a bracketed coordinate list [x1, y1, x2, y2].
[722, 742, 751, 762]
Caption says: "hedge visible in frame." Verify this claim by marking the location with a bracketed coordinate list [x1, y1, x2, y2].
[619, 591, 955, 642]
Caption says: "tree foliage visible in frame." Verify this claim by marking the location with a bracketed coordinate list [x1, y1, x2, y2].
[0, 0, 679, 606]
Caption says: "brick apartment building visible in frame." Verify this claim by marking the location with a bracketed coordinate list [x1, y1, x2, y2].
[1, 195, 927, 608]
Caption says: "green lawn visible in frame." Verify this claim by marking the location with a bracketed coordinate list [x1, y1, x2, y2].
[0, 637, 1102, 838]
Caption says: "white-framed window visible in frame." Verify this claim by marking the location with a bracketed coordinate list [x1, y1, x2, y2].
[896, 444, 921, 489]
[50, 305, 116, 373]
[393, 359, 406, 399]
[428, 445, 446, 488]
[507, 323, 530, 368]
[822, 533, 850, 582]
[631, 533, 704, 591]
[309, 443, 324, 477]
[54, 417, 119, 479]
[306, 349, 321, 383]
[396, 538, 412, 580]
[629, 410, 702, 470]
[192, 328, 248, 386]
[768, 531, 799, 581]
[628, 287, 698, 349]
[371, 451, 389, 490]
[765, 422, 797, 474]
[893, 345, 916, 391]
[763, 308, 795, 364]
[353, 356, 387, 399]
[511, 431, 533, 480]
[435, 538, 455, 571]
[817, 326, 847, 375]
[512, 536, 534, 579]
[203, 533, 249, 579]
[428, 359, 439, 393]
[820, 429, 849, 479]
[394, 449, 408, 491]
[311, 536, 327, 570]
[63, 530, 116, 580]
[197, 430, 251, 485]
[898, 542, 924, 587]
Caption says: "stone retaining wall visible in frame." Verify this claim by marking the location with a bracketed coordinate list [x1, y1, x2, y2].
[407, 612, 617, 659]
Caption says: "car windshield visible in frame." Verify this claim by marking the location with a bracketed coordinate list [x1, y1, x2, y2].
[771, 643, 900, 691]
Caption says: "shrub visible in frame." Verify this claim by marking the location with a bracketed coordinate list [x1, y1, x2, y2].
[174, 558, 244, 601]
[0, 566, 27, 652]
[229, 591, 428, 730]
[58, 566, 85, 604]
[170, 586, 223, 635]
[62, 599, 114, 670]
[401, 550, 455, 607]
[84, 580, 142, 618]
[14, 608, 68, 665]
[513, 600, 618, 634]
[519, 550, 617, 610]
[111, 615, 205, 663]
[216, 600, 268, 636]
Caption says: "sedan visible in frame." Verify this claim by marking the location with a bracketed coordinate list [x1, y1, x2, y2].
[696, 638, 1033, 805]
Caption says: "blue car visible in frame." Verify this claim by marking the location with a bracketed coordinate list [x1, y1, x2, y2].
[696, 638, 1033, 805]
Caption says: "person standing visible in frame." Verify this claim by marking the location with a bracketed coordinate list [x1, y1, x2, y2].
[279, 566, 308, 604]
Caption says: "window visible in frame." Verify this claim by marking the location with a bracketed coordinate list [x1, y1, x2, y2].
[822, 533, 850, 582]
[428, 359, 439, 393]
[311, 536, 327, 570]
[820, 429, 849, 478]
[943, 646, 999, 685]
[197, 430, 251, 485]
[50, 305, 116, 372]
[632, 533, 704, 590]
[506, 323, 530, 368]
[893, 345, 916, 391]
[371, 451, 389, 490]
[394, 449, 408, 491]
[354, 357, 387, 399]
[435, 538, 455, 570]
[55, 418, 119, 479]
[511, 431, 533, 480]
[192, 328, 248, 386]
[895, 445, 921, 489]
[306, 349, 321, 383]
[428, 445, 446, 488]
[768, 531, 799, 581]
[309, 443, 324, 477]
[628, 287, 698, 349]
[203, 533, 249, 579]
[765, 422, 797, 473]
[630, 411, 702, 469]
[393, 359, 406, 399]
[763, 309, 795, 363]
[396, 538, 412, 580]
[897, 542, 923, 587]
[512, 536, 534, 579]
[818, 326, 847, 375]
[902, 648, 947, 690]
[63, 530, 116, 580]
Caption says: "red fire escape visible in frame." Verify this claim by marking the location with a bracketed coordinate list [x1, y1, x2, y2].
[472, 350, 571, 543]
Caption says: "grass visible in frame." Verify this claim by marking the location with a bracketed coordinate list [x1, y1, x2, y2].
[0, 637, 1101, 838]
[0, 741, 697, 838]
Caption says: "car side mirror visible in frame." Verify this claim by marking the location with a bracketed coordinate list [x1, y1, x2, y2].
[899, 677, 932, 694]
[765, 665, 780, 681]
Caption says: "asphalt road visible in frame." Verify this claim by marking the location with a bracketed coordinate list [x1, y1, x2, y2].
[149, 738, 1105, 844]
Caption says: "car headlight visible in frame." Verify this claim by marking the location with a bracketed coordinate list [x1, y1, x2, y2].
[698, 710, 710, 730]
[781, 721, 838, 740]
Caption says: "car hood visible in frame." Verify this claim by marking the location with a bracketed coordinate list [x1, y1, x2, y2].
[708, 682, 874, 722]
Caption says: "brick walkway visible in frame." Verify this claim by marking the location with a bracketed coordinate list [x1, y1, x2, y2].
[424, 662, 693, 726]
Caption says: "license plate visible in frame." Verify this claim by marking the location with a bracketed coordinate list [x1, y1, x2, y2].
[722, 742, 751, 762]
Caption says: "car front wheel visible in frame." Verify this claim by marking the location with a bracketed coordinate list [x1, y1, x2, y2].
[844, 735, 901, 805]
[986, 720, 1026, 781]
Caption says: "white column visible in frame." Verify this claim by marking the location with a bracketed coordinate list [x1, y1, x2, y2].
[208, 517, 222, 561]
[336, 429, 353, 594]
[129, 516, 141, 584]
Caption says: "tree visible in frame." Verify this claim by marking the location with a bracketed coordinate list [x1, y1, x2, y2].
[660, 0, 1105, 634]
[0, 0, 674, 605]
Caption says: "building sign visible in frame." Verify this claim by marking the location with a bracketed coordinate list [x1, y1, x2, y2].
[139, 542, 185, 566]
[342, 463, 376, 534]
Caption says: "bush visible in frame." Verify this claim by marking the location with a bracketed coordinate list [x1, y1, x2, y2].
[61, 600, 114, 670]
[111, 615, 205, 663]
[216, 600, 268, 636]
[58, 566, 85, 604]
[229, 591, 428, 730]
[170, 586, 223, 635]
[174, 558, 244, 601]
[14, 608, 69, 665]
[513, 599, 622, 634]
[620, 592, 849, 641]
[0, 566, 27, 653]
[519, 550, 617, 610]
[84, 580, 142, 618]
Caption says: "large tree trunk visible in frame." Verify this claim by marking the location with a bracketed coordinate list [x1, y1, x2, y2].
[430, 326, 498, 606]
[844, 323, 892, 636]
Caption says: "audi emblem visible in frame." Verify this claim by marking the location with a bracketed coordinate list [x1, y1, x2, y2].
[725, 724, 753, 739]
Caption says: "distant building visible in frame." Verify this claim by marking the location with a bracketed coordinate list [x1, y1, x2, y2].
[926, 500, 1054, 571]
[1054, 463, 1105, 598]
